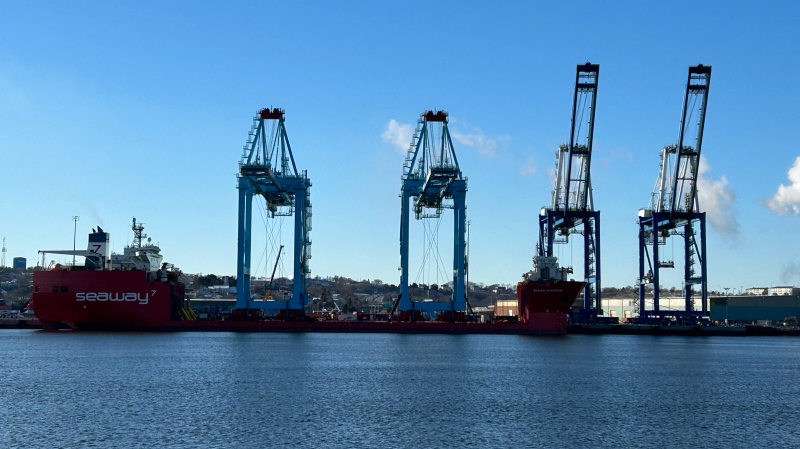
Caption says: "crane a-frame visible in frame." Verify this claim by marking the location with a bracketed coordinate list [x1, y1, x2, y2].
[539, 63, 601, 320]
[396, 110, 467, 319]
[235, 108, 312, 317]
[638, 65, 711, 319]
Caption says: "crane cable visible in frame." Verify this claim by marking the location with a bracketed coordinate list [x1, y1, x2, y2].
[413, 213, 449, 289]
[253, 199, 285, 279]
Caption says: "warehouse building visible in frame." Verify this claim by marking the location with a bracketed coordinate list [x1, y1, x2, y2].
[710, 295, 800, 324]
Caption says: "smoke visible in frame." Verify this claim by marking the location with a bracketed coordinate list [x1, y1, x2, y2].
[68, 194, 105, 228]
[381, 119, 414, 154]
[781, 261, 800, 284]
[84, 201, 104, 228]
[767, 156, 800, 215]
[697, 156, 739, 237]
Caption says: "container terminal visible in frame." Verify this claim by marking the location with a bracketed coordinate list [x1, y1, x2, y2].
[2, 63, 796, 335]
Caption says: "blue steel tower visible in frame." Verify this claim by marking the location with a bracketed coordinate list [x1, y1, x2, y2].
[637, 65, 711, 319]
[236, 108, 312, 317]
[539, 63, 601, 321]
[396, 110, 467, 320]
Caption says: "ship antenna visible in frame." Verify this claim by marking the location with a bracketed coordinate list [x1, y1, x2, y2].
[131, 217, 146, 248]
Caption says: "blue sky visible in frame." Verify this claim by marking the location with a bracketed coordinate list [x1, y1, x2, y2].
[2, 1, 800, 292]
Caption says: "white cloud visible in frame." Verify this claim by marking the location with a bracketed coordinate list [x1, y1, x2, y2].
[697, 156, 739, 236]
[381, 119, 414, 154]
[767, 156, 800, 215]
[601, 147, 635, 169]
[546, 166, 557, 186]
[450, 127, 509, 157]
[520, 157, 537, 176]
[0, 71, 32, 113]
[382, 118, 509, 159]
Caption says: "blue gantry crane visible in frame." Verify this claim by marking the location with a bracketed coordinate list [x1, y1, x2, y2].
[235, 108, 312, 318]
[637, 65, 711, 320]
[539, 63, 601, 321]
[395, 110, 467, 320]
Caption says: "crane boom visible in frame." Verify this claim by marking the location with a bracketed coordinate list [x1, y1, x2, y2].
[552, 63, 600, 212]
[670, 64, 711, 214]
[650, 65, 712, 214]
[264, 245, 284, 300]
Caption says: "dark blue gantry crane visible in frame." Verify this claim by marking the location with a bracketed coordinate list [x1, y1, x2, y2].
[396, 110, 467, 319]
[637, 65, 711, 320]
[236, 108, 312, 317]
[539, 63, 601, 321]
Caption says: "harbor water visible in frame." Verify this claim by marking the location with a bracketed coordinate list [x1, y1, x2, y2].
[1, 330, 799, 448]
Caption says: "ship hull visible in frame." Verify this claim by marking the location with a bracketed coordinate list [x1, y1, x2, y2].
[33, 270, 583, 335]
[33, 269, 183, 330]
[516, 279, 586, 334]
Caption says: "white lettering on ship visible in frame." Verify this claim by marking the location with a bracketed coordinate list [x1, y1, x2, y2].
[75, 290, 156, 305]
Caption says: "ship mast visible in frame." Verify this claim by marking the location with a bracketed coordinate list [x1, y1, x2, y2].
[131, 217, 147, 248]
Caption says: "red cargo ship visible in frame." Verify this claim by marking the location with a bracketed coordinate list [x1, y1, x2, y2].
[516, 255, 586, 333]
[33, 221, 583, 334]
[33, 219, 188, 330]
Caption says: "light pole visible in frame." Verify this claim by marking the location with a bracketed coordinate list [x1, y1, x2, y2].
[466, 220, 471, 297]
[724, 287, 732, 323]
[72, 216, 79, 266]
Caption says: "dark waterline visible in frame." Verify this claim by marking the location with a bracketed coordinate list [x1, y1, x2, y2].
[1, 331, 798, 448]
